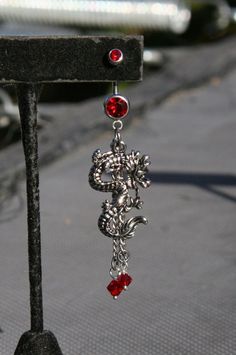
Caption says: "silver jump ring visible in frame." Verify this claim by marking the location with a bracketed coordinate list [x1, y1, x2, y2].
[109, 268, 121, 279]
[112, 120, 123, 131]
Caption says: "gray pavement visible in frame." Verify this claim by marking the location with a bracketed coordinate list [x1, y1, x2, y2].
[1, 69, 236, 354]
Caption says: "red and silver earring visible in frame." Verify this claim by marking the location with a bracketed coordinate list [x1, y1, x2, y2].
[89, 61, 151, 299]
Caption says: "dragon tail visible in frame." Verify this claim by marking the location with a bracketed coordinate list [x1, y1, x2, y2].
[121, 216, 148, 239]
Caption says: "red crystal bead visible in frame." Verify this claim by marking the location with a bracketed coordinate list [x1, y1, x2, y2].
[117, 273, 133, 288]
[107, 279, 123, 298]
[104, 95, 129, 119]
[108, 49, 123, 64]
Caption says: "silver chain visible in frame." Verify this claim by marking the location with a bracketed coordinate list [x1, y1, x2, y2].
[110, 237, 130, 279]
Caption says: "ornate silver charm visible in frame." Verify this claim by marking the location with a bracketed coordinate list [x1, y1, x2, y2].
[89, 81, 150, 298]
[89, 126, 150, 297]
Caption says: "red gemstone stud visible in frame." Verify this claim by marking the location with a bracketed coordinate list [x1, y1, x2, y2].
[104, 95, 129, 120]
[107, 279, 123, 299]
[117, 273, 132, 290]
[108, 49, 123, 65]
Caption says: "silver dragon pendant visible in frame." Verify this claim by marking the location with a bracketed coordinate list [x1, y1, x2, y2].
[89, 129, 150, 278]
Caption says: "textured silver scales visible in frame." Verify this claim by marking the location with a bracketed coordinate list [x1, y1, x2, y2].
[89, 130, 151, 242]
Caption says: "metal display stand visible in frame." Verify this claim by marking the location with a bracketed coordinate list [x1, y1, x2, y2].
[0, 36, 143, 355]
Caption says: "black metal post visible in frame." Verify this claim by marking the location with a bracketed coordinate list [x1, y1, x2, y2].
[18, 84, 43, 332]
[14, 84, 63, 355]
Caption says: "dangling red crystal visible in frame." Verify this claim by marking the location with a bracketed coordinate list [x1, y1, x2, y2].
[117, 273, 132, 288]
[108, 49, 123, 64]
[107, 279, 123, 298]
[104, 95, 129, 119]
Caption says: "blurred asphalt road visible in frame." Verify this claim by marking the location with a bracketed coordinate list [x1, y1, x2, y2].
[0, 68, 236, 353]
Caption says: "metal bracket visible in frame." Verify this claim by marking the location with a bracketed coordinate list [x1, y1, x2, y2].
[0, 36, 143, 83]
[0, 36, 143, 355]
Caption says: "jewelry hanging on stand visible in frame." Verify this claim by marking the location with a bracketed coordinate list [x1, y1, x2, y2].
[89, 74, 151, 299]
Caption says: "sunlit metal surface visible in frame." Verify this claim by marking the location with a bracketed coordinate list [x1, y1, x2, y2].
[0, 0, 191, 34]
[143, 49, 164, 67]
[233, 9, 236, 22]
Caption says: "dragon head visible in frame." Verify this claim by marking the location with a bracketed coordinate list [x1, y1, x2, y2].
[125, 150, 151, 189]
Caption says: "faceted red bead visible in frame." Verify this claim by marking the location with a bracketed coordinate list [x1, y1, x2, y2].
[109, 49, 123, 64]
[117, 273, 133, 288]
[107, 279, 123, 298]
[105, 96, 129, 119]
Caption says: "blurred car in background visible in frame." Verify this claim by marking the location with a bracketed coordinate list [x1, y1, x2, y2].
[0, 1, 235, 41]
[0, 0, 191, 34]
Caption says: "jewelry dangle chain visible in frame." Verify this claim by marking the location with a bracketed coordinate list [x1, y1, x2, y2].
[89, 81, 151, 299]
